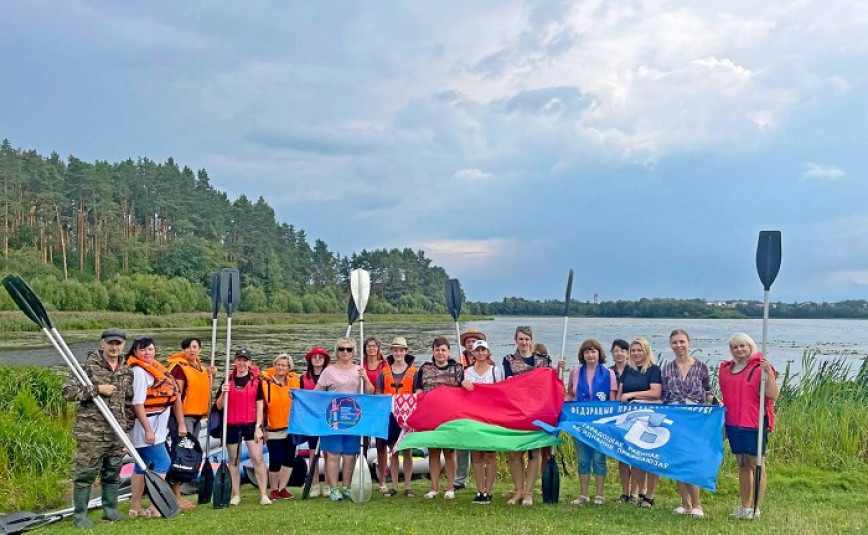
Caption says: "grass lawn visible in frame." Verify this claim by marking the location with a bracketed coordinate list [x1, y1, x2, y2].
[40, 462, 868, 535]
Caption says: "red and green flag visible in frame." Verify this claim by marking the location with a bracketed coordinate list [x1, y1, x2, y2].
[397, 367, 564, 452]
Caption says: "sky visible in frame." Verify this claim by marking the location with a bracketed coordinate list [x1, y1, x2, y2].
[2, 1, 867, 303]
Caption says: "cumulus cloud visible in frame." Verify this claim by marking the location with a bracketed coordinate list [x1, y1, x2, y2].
[453, 168, 493, 180]
[411, 239, 517, 273]
[801, 162, 846, 181]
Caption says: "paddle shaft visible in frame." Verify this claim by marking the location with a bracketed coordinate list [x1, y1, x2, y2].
[752, 288, 771, 515]
[221, 315, 233, 463]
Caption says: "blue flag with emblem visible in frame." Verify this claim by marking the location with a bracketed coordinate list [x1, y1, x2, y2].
[288, 390, 391, 439]
[536, 402, 726, 490]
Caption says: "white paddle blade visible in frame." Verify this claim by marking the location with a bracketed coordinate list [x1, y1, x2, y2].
[350, 456, 372, 503]
[350, 269, 371, 314]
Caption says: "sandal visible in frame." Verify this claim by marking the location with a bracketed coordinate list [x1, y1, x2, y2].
[521, 494, 533, 507]
[127, 509, 146, 519]
[145, 506, 162, 518]
[639, 496, 655, 508]
[616, 494, 631, 504]
[506, 494, 522, 506]
[404, 489, 416, 498]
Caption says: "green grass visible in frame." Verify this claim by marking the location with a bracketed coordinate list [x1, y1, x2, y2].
[37, 461, 868, 535]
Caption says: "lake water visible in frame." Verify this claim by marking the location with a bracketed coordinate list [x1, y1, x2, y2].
[1, 316, 866, 378]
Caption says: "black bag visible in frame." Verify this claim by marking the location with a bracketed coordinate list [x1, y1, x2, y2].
[287, 454, 309, 488]
[208, 407, 222, 439]
[168, 433, 203, 483]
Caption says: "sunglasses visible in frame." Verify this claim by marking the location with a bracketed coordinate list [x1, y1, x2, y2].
[337, 347, 354, 353]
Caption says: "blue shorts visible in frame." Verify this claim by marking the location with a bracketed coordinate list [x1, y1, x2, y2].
[133, 444, 171, 475]
[726, 425, 769, 456]
[573, 438, 607, 476]
[320, 435, 360, 455]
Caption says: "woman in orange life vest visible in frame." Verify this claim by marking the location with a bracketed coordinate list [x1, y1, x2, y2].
[461, 340, 504, 505]
[215, 349, 271, 506]
[362, 337, 389, 492]
[126, 336, 183, 518]
[375, 336, 417, 498]
[260, 354, 301, 500]
[300, 347, 330, 498]
[166, 337, 217, 510]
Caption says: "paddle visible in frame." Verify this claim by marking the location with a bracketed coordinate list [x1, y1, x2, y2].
[346, 295, 359, 338]
[2, 274, 180, 519]
[197, 272, 220, 504]
[542, 269, 573, 505]
[213, 268, 240, 509]
[349, 268, 372, 504]
[301, 441, 322, 500]
[444, 279, 462, 362]
[753, 231, 782, 517]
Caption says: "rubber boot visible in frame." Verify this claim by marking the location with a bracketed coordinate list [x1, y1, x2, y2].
[101, 483, 121, 521]
[73, 486, 95, 528]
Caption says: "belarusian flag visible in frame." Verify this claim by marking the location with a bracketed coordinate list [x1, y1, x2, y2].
[396, 367, 564, 452]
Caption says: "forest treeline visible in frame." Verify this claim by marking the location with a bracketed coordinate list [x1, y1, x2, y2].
[1, 140, 866, 319]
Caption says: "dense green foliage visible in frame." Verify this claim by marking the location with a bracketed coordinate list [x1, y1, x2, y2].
[0, 140, 453, 314]
[0, 366, 74, 511]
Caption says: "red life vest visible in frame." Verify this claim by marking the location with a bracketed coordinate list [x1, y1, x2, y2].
[719, 354, 776, 430]
[226, 366, 261, 426]
[127, 356, 178, 415]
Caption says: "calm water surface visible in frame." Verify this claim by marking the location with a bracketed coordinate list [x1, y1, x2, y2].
[1, 317, 866, 377]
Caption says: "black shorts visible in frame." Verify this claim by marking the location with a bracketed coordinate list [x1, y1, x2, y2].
[226, 423, 256, 445]
[267, 436, 297, 471]
[726, 425, 770, 456]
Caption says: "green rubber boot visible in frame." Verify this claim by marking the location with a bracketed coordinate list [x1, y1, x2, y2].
[73, 486, 94, 528]
[101, 483, 121, 521]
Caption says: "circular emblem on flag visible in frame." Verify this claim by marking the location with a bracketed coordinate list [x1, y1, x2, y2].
[325, 396, 363, 430]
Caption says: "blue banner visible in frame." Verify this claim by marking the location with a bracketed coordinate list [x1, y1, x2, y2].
[536, 402, 726, 490]
[288, 390, 391, 439]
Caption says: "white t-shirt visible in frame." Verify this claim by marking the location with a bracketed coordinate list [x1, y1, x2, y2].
[131, 366, 170, 447]
[315, 365, 362, 394]
[464, 364, 503, 384]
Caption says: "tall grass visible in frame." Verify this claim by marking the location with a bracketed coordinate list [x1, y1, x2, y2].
[0, 366, 75, 512]
[773, 349, 868, 469]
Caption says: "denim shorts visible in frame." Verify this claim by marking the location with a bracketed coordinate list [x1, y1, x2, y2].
[133, 444, 171, 475]
[573, 438, 607, 476]
[320, 434, 360, 455]
[726, 425, 769, 456]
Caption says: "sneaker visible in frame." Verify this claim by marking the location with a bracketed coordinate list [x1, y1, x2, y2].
[571, 495, 589, 506]
[329, 488, 343, 502]
[594, 496, 605, 505]
[269, 490, 280, 501]
[690, 508, 704, 518]
[673, 506, 688, 515]
[423, 490, 439, 499]
[278, 489, 294, 500]
[472, 492, 485, 504]
[323, 485, 331, 495]
[453, 482, 466, 490]
[260, 495, 272, 505]
[229, 494, 241, 506]
[444, 490, 455, 500]
[341, 487, 352, 500]
[482, 493, 492, 504]
[736, 507, 760, 519]
[379, 485, 389, 494]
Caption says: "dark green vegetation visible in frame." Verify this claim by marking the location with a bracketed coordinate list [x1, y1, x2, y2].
[0, 140, 455, 315]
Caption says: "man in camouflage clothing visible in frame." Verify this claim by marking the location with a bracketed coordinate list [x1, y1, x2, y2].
[61, 327, 133, 528]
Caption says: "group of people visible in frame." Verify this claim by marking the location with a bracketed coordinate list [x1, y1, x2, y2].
[64, 324, 778, 527]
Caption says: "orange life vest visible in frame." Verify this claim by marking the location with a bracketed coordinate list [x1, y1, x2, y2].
[166, 353, 211, 417]
[382, 364, 416, 395]
[262, 372, 300, 431]
[127, 356, 178, 415]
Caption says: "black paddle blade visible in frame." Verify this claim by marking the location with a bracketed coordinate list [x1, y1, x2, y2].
[197, 460, 214, 505]
[756, 231, 782, 291]
[563, 269, 574, 316]
[212, 463, 231, 508]
[347, 295, 359, 326]
[541, 457, 559, 504]
[2, 275, 44, 330]
[210, 272, 221, 319]
[444, 279, 462, 321]
[302, 448, 322, 500]
[144, 470, 180, 518]
[219, 268, 241, 315]
[8, 275, 54, 329]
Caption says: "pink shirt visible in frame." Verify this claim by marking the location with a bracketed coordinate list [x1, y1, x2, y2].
[315, 365, 362, 394]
